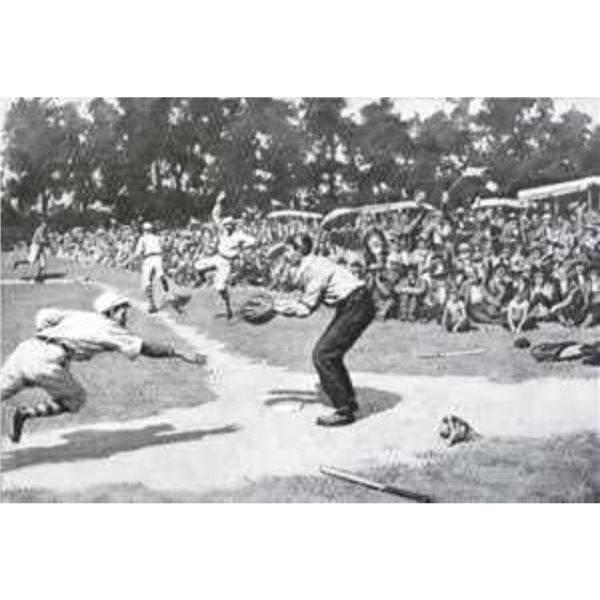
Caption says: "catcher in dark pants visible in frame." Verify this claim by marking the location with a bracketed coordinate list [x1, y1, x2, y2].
[275, 234, 375, 427]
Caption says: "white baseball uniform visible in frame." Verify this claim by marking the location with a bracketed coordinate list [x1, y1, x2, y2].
[195, 229, 256, 292]
[135, 232, 165, 290]
[1, 309, 143, 412]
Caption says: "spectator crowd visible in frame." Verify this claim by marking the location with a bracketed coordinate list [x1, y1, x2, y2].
[46, 197, 600, 334]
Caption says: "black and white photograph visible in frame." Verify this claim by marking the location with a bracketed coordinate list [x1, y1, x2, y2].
[1, 96, 599, 503]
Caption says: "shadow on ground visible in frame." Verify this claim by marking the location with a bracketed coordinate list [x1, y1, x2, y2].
[2, 423, 240, 472]
[18, 271, 68, 282]
[265, 386, 402, 421]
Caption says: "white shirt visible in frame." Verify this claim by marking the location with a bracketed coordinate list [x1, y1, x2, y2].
[135, 233, 162, 258]
[35, 309, 143, 361]
[218, 230, 256, 260]
[290, 255, 364, 316]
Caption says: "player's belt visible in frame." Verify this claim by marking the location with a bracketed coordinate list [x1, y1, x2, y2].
[334, 285, 368, 310]
[143, 252, 162, 258]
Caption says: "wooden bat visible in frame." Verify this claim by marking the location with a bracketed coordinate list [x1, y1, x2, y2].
[417, 348, 486, 359]
[320, 466, 433, 503]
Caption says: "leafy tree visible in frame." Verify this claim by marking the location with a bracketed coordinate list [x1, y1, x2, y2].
[2, 98, 66, 213]
[354, 98, 414, 202]
[300, 98, 357, 211]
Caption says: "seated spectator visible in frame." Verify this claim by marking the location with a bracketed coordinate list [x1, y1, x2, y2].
[549, 270, 587, 327]
[422, 262, 448, 323]
[582, 266, 600, 327]
[504, 277, 536, 333]
[442, 286, 473, 333]
[528, 268, 556, 322]
[396, 265, 426, 322]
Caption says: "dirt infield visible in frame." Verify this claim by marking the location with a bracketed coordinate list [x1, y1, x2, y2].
[1, 254, 599, 502]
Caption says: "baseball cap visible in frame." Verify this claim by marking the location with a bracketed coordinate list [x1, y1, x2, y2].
[94, 291, 131, 315]
[143, 222, 153, 231]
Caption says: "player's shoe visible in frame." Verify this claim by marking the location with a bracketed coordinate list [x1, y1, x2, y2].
[9, 407, 30, 444]
[148, 306, 159, 314]
[316, 410, 356, 427]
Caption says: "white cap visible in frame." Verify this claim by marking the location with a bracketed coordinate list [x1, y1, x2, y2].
[143, 222, 153, 231]
[94, 291, 131, 315]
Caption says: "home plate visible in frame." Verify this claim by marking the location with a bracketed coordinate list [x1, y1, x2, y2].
[265, 400, 306, 413]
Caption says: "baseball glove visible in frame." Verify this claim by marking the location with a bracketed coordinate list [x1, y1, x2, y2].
[168, 289, 192, 313]
[438, 415, 481, 447]
[240, 292, 277, 325]
[514, 336, 531, 349]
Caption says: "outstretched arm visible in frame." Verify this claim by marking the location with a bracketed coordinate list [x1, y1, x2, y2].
[141, 340, 207, 365]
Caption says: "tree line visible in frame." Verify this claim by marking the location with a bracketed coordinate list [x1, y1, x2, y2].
[2, 97, 599, 224]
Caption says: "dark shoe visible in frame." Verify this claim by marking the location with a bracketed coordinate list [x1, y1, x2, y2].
[346, 399, 359, 413]
[316, 411, 356, 427]
[10, 407, 29, 444]
[148, 306, 159, 314]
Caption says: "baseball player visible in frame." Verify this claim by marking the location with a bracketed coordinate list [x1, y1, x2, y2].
[274, 234, 376, 427]
[194, 198, 256, 319]
[132, 222, 170, 313]
[1, 291, 206, 444]
[13, 220, 49, 281]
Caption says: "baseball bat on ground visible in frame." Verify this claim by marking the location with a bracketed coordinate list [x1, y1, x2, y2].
[417, 348, 485, 359]
[320, 466, 433, 503]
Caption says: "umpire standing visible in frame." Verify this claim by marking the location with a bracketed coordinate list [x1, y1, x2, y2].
[275, 234, 375, 427]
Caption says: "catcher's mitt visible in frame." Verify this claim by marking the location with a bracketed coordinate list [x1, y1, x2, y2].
[438, 415, 481, 447]
[514, 336, 531, 349]
[168, 290, 192, 313]
[240, 292, 277, 325]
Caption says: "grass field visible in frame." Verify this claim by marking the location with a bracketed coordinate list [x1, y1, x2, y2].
[4, 432, 598, 503]
[2, 252, 599, 502]
[1, 254, 215, 439]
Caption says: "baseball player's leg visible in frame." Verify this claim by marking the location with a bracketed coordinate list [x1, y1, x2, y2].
[214, 258, 233, 319]
[142, 258, 159, 312]
[313, 289, 375, 425]
[9, 365, 87, 444]
[0, 339, 39, 402]
[1, 365, 26, 402]
[194, 255, 218, 275]
[155, 258, 170, 292]
[35, 248, 47, 279]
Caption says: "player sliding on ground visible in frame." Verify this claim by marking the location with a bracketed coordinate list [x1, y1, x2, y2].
[0, 291, 207, 444]
[194, 195, 256, 319]
[274, 234, 376, 427]
[13, 220, 50, 282]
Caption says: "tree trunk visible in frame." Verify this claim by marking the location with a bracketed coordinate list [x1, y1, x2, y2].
[41, 192, 49, 215]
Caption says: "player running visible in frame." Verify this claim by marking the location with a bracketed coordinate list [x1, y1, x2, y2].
[194, 197, 256, 319]
[13, 220, 50, 281]
[132, 222, 171, 313]
[0, 291, 206, 444]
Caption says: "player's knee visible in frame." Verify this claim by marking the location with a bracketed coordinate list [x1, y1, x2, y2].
[313, 343, 340, 370]
[312, 345, 329, 369]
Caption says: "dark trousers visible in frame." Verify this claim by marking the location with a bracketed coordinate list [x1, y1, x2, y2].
[312, 287, 375, 413]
